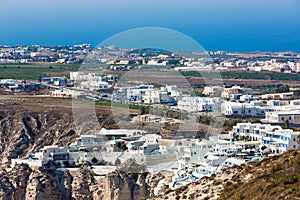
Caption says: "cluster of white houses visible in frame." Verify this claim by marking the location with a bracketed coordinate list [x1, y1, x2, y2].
[70, 72, 118, 91]
[11, 122, 300, 169]
[10, 122, 300, 188]
[231, 123, 300, 154]
[46, 76, 300, 127]
[114, 84, 180, 104]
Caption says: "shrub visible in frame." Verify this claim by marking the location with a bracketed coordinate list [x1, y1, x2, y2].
[62, 160, 69, 168]
[271, 164, 282, 173]
[283, 175, 299, 185]
[91, 157, 98, 164]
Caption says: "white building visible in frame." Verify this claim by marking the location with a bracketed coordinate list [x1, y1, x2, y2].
[232, 123, 300, 154]
[80, 80, 110, 91]
[161, 85, 181, 98]
[221, 102, 265, 116]
[70, 72, 118, 83]
[239, 95, 256, 103]
[142, 90, 161, 104]
[50, 89, 86, 98]
[177, 96, 221, 112]
[222, 85, 252, 99]
[261, 92, 294, 100]
[125, 85, 155, 103]
[263, 110, 300, 126]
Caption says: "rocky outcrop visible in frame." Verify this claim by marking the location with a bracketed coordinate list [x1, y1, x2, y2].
[0, 161, 154, 200]
[0, 164, 32, 199]
[71, 163, 96, 200]
[25, 162, 65, 200]
[0, 104, 78, 164]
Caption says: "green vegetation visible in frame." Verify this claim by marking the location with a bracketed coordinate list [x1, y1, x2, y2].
[197, 114, 261, 130]
[2, 63, 300, 82]
[219, 150, 300, 200]
[275, 84, 290, 93]
[91, 157, 98, 164]
[95, 100, 150, 113]
[62, 160, 69, 168]
[0, 63, 81, 80]
[221, 181, 241, 199]
[294, 90, 300, 97]
[181, 71, 300, 81]
[95, 100, 113, 107]
[283, 175, 299, 185]
[194, 91, 208, 97]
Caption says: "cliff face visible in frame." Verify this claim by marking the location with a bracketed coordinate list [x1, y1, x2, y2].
[0, 98, 122, 164]
[0, 99, 78, 163]
[0, 162, 153, 200]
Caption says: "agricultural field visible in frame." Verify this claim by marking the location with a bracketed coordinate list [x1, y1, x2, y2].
[0, 63, 81, 80]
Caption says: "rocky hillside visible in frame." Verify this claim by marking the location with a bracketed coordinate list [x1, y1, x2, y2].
[0, 97, 121, 164]
[0, 161, 150, 200]
[151, 150, 300, 200]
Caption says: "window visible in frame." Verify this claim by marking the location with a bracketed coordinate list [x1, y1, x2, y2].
[293, 138, 296, 142]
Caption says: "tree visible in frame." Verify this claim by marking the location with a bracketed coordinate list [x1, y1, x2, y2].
[63, 160, 69, 168]
[91, 157, 98, 164]
[294, 90, 300, 97]
[275, 85, 290, 93]
[115, 158, 121, 166]
[285, 119, 290, 129]
[297, 135, 300, 148]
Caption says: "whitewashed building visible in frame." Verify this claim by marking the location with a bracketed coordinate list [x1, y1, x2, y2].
[177, 96, 221, 112]
[221, 102, 265, 116]
[232, 123, 300, 154]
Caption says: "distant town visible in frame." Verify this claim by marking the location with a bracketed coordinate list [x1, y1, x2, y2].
[1, 44, 300, 73]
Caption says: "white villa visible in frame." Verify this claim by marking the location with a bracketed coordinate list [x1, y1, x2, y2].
[50, 89, 86, 98]
[221, 101, 265, 116]
[80, 80, 110, 91]
[177, 96, 221, 112]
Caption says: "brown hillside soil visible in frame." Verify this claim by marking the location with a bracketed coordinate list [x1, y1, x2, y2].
[0, 97, 134, 164]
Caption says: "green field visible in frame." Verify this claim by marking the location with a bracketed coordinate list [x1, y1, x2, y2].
[182, 71, 300, 81]
[1, 63, 300, 82]
[0, 63, 81, 80]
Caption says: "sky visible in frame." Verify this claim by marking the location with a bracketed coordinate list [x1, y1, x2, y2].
[0, 0, 299, 52]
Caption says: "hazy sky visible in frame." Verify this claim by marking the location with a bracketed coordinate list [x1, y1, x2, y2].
[0, 0, 299, 52]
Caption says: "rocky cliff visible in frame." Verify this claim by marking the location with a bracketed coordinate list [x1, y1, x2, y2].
[0, 98, 122, 164]
[0, 161, 156, 200]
